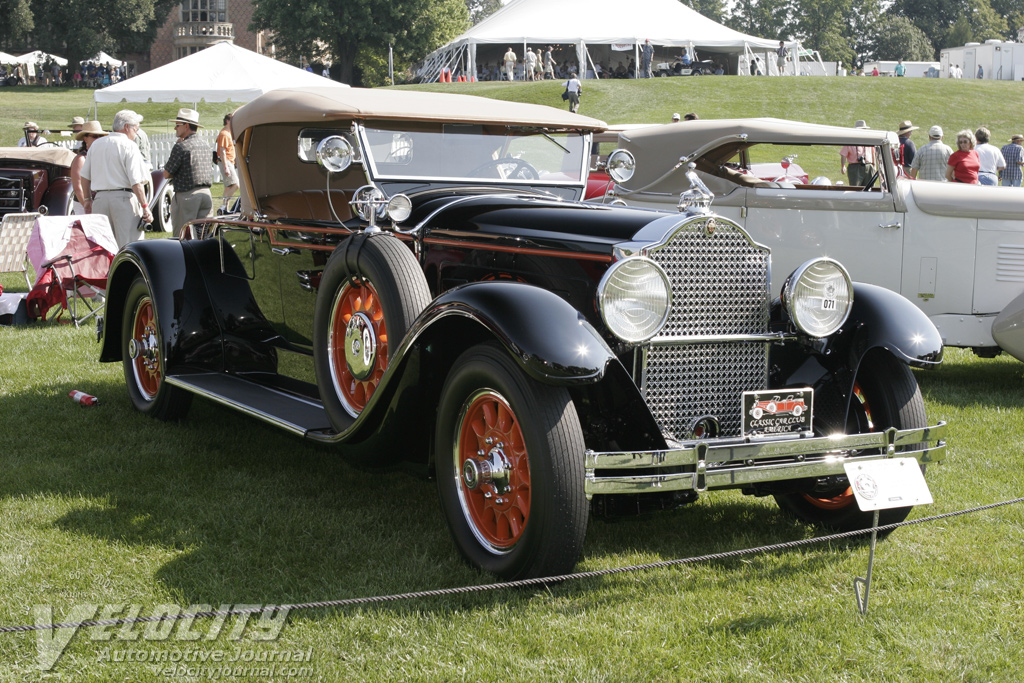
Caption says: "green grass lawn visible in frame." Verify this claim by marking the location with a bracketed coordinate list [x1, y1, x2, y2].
[2, 78, 1024, 681]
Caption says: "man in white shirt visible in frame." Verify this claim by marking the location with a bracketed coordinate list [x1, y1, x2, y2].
[974, 127, 1006, 186]
[17, 122, 47, 147]
[81, 110, 153, 247]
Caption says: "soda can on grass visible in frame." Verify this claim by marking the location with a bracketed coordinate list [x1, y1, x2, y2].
[69, 390, 99, 406]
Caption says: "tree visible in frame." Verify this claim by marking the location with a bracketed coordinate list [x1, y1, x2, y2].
[252, 0, 469, 86]
[681, 0, 726, 23]
[26, 0, 179, 74]
[891, 0, 1006, 50]
[0, 0, 33, 51]
[791, 0, 856, 65]
[869, 16, 936, 60]
[725, 0, 796, 42]
[466, 0, 501, 24]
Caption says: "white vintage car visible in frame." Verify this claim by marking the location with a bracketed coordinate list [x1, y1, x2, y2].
[598, 118, 1024, 361]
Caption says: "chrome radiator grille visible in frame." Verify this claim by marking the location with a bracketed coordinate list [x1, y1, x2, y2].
[642, 218, 770, 439]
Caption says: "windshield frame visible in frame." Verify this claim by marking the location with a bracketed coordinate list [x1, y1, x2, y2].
[354, 121, 592, 189]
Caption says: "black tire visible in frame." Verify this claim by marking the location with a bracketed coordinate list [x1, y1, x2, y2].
[121, 276, 192, 420]
[154, 183, 174, 233]
[774, 350, 927, 531]
[313, 234, 430, 427]
[435, 342, 588, 579]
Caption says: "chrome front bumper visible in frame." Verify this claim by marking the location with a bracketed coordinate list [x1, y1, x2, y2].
[584, 422, 947, 497]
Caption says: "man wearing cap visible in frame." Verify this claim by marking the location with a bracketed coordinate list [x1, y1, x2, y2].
[910, 126, 953, 181]
[163, 108, 213, 238]
[641, 39, 654, 78]
[671, 113, 681, 123]
[17, 122, 47, 147]
[1000, 134, 1024, 187]
[80, 110, 152, 247]
[896, 120, 918, 174]
[974, 127, 1005, 186]
[839, 120, 876, 186]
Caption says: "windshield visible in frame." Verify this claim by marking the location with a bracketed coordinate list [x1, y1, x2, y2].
[358, 123, 590, 186]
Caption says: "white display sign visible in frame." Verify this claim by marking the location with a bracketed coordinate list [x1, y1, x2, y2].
[843, 458, 933, 512]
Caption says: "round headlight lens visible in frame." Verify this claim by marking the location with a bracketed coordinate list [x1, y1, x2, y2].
[386, 194, 412, 223]
[598, 257, 671, 343]
[606, 149, 636, 184]
[316, 135, 354, 173]
[783, 258, 853, 338]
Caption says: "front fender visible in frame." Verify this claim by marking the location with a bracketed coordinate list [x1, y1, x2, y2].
[833, 282, 944, 369]
[415, 280, 618, 383]
[42, 177, 73, 215]
[770, 283, 942, 431]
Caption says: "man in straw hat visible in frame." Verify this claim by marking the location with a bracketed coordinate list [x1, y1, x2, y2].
[163, 108, 213, 238]
[17, 122, 47, 147]
[839, 120, 876, 186]
[896, 120, 918, 174]
[1000, 134, 1024, 187]
[80, 110, 152, 247]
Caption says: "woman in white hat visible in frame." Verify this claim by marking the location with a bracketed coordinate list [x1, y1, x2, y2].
[71, 122, 108, 214]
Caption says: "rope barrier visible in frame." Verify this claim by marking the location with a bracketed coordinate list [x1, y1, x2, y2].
[2, 496, 1021, 634]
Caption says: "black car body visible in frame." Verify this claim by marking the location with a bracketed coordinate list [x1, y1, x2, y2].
[98, 87, 947, 579]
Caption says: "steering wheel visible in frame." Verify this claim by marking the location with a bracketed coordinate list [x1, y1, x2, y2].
[468, 157, 539, 180]
[861, 170, 879, 191]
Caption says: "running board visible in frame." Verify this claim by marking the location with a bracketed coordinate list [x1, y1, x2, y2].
[166, 373, 335, 437]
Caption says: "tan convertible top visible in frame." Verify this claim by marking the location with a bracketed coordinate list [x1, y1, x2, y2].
[0, 146, 77, 167]
[618, 118, 898, 192]
[232, 86, 608, 134]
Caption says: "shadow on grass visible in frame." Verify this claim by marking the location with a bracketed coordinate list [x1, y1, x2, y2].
[915, 349, 1024, 409]
[0, 362, 871, 618]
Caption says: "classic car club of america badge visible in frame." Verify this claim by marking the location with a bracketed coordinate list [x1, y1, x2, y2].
[742, 388, 813, 436]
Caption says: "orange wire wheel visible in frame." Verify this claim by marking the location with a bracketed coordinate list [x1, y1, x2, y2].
[128, 295, 161, 400]
[328, 280, 389, 417]
[454, 390, 532, 551]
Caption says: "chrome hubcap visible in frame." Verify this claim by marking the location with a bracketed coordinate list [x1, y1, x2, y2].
[462, 441, 512, 495]
[344, 311, 377, 381]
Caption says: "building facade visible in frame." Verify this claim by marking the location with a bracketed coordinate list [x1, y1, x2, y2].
[135, 0, 269, 72]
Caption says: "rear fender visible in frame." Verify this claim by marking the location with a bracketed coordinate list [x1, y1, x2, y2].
[100, 237, 278, 373]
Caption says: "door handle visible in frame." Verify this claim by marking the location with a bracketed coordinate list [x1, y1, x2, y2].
[878, 222, 902, 230]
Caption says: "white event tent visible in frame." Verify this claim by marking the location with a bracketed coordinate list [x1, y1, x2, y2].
[17, 50, 68, 66]
[82, 51, 124, 67]
[423, 0, 798, 81]
[93, 42, 348, 106]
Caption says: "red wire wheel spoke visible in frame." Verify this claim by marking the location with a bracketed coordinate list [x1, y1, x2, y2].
[803, 381, 874, 511]
[132, 297, 161, 400]
[456, 391, 531, 551]
[329, 281, 388, 416]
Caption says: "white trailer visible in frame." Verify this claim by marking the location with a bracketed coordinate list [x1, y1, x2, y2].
[940, 40, 1024, 80]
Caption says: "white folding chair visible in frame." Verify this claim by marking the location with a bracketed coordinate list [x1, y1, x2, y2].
[0, 212, 40, 289]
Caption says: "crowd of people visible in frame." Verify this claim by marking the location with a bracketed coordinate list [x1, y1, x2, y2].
[0, 59, 130, 87]
[891, 120, 1023, 186]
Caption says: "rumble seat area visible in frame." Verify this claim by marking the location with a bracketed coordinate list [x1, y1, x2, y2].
[260, 189, 354, 222]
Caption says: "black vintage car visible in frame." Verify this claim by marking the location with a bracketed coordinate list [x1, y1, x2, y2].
[98, 87, 946, 580]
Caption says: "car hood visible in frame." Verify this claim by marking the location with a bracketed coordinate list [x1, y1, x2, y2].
[415, 193, 667, 248]
[905, 179, 1024, 220]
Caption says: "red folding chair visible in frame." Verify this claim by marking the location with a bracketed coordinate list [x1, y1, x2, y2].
[26, 219, 115, 326]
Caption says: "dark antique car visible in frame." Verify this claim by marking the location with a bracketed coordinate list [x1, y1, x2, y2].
[1, 146, 171, 225]
[0, 147, 77, 217]
[98, 87, 947, 580]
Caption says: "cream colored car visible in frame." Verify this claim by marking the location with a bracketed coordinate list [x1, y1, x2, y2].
[601, 118, 1024, 361]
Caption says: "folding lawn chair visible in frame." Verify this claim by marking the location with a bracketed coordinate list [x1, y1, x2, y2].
[26, 216, 117, 327]
[0, 212, 40, 289]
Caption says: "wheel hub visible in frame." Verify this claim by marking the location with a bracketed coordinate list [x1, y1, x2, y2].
[344, 311, 377, 381]
[462, 443, 512, 495]
[128, 325, 159, 367]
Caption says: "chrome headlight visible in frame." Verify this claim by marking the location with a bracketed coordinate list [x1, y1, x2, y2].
[606, 149, 636, 183]
[782, 258, 853, 338]
[316, 135, 354, 173]
[386, 194, 412, 223]
[598, 257, 671, 343]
